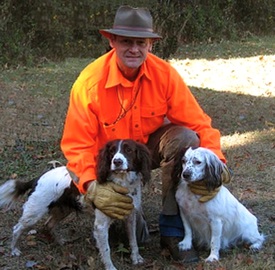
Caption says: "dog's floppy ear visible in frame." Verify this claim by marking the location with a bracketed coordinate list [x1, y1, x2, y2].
[204, 152, 223, 191]
[171, 148, 189, 185]
[136, 143, 151, 184]
[96, 141, 113, 183]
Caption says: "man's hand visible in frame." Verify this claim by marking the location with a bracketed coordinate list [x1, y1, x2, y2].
[85, 181, 134, 219]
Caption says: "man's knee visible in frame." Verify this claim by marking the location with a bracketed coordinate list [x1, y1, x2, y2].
[159, 125, 200, 163]
[146, 123, 200, 169]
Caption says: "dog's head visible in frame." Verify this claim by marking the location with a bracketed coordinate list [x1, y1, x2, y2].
[173, 147, 224, 191]
[96, 139, 151, 185]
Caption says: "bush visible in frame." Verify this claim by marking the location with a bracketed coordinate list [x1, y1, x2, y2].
[0, 0, 274, 67]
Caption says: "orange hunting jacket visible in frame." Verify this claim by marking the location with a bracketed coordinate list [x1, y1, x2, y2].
[61, 49, 226, 193]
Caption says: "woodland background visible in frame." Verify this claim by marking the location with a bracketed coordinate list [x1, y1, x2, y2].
[1, 0, 274, 67]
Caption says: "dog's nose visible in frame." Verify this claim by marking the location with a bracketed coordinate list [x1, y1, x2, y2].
[182, 170, 191, 179]
[113, 158, 123, 167]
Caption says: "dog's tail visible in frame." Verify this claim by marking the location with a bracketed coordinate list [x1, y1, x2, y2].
[0, 160, 63, 210]
[0, 178, 36, 210]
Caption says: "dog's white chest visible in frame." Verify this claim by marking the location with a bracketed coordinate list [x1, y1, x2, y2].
[109, 171, 142, 208]
[176, 181, 204, 213]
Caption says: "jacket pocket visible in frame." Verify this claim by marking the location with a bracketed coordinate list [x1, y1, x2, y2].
[141, 104, 167, 135]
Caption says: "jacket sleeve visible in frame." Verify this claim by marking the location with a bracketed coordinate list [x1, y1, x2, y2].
[61, 79, 99, 193]
[166, 67, 226, 163]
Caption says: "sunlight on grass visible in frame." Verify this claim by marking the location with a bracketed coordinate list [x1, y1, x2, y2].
[221, 128, 275, 149]
[170, 55, 275, 97]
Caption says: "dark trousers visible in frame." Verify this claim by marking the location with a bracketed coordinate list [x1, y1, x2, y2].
[146, 119, 200, 236]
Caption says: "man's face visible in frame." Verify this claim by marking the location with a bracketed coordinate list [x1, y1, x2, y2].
[109, 35, 153, 71]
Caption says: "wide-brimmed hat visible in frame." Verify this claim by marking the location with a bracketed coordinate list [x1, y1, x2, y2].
[100, 6, 161, 39]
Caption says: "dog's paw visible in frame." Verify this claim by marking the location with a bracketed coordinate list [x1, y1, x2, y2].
[11, 247, 21, 256]
[250, 244, 260, 251]
[132, 254, 144, 265]
[178, 238, 192, 250]
[249, 240, 263, 251]
[205, 253, 219, 262]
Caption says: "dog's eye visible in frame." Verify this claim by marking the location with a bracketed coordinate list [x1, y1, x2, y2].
[109, 147, 117, 155]
[125, 146, 133, 154]
[194, 160, 202, 165]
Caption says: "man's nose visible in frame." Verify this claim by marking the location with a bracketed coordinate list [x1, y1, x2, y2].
[128, 42, 140, 52]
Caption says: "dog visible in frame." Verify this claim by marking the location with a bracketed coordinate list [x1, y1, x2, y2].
[173, 147, 264, 262]
[0, 161, 82, 256]
[94, 139, 151, 270]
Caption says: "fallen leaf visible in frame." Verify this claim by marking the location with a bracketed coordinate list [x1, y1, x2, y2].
[196, 263, 204, 270]
[27, 240, 37, 247]
[26, 260, 38, 268]
[0, 246, 5, 254]
[87, 256, 96, 269]
[244, 188, 256, 193]
[153, 187, 162, 194]
[11, 173, 18, 179]
[236, 253, 245, 260]
[34, 265, 49, 270]
[265, 121, 275, 127]
[246, 256, 254, 265]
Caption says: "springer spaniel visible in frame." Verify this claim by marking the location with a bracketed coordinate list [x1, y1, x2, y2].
[0, 139, 150, 269]
[173, 147, 264, 262]
[0, 161, 82, 256]
[94, 139, 151, 270]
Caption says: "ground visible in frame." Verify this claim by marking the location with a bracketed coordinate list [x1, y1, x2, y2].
[0, 36, 274, 269]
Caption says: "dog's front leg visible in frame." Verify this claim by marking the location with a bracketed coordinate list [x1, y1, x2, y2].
[206, 219, 222, 262]
[126, 210, 144, 265]
[94, 209, 116, 270]
[178, 209, 193, 250]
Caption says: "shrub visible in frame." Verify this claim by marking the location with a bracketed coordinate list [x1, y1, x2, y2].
[0, 0, 274, 67]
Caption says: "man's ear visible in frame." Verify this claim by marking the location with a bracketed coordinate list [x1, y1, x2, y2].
[148, 41, 153, 52]
[108, 35, 116, 48]
[109, 39, 114, 48]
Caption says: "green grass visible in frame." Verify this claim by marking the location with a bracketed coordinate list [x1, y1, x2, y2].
[174, 35, 275, 60]
[1, 58, 92, 98]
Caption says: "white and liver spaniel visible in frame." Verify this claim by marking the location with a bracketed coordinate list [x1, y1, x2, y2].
[173, 147, 264, 262]
[0, 161, 82, 256]
[0, 139, 151, 270]
[94, 139, 151, 270]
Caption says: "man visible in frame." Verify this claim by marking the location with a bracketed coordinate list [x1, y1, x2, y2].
[61, 6, 230, 263]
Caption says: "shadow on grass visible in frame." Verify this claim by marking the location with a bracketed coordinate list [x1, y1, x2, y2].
[1, 85, 274, 180]
[190, 86, 275, 136]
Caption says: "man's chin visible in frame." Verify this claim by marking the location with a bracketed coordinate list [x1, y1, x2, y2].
[124, 60, 142, 69]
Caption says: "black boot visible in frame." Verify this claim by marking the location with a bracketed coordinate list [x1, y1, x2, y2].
[160, 236, 199, 263]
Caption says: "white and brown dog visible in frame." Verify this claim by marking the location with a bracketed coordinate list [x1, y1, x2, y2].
[94, 139, 151, 270]
[173, 147, 264, 262]
[0, 139, 151, 269]
[0, 161, 82, 256]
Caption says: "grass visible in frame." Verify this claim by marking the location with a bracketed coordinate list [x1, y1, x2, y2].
[0, 35, 274, 269]
[175, 35, 275, 60]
